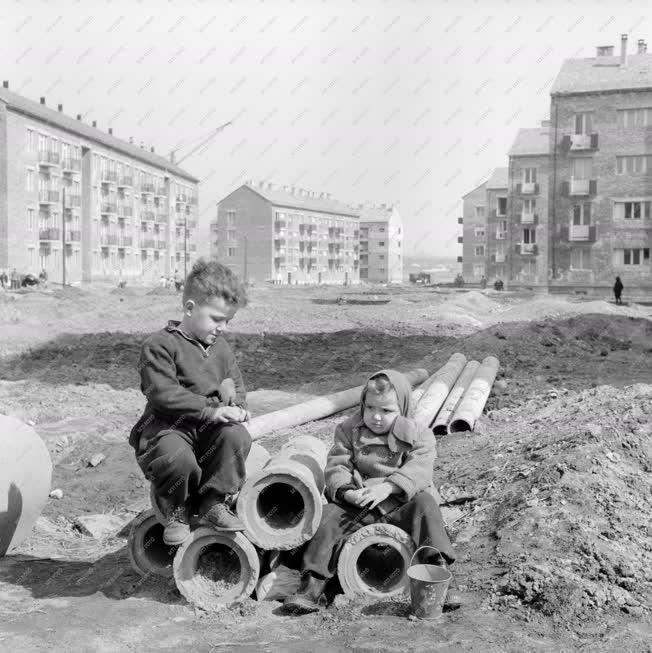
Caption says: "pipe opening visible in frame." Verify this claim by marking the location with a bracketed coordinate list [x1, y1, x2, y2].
[194, 543, 242, 591]
[432, 423, 449, 436]
[356, 544, 404, 593]
[449, 419, 471, 433]
[141, 523, 176, 569]
[257, 482, 305, 530]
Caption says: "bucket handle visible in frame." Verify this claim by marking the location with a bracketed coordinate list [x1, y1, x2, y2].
[409, 545, 442, 568]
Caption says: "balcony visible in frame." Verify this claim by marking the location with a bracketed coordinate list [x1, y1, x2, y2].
[39, 228, 61, 241]
[142, 238, 156, 249]
[563, 224, 596, 242]
[38, 189, 60, 204]
[118, 235, 133, 247]
[518, 182, 539, 195]
[274, 256, 286, 265]
[175, 193, 188, 203]
[101, 202, 117, 214]
[156, 240, 167, 250]
[155, 186, 167, 197]
[61, 158, 81, 172]
[495, 231, 507, 240]
[65, 230, 81, 242]
[521, 211, 538, 225]
[141, 210, 155, 221]
[494, 252, 506, 263]
[101, 171, 118, 184]
[64, 194, 81, 208]
[186, 219, 197, 229]
[515, 243, 538, 255]
[155, 213, 168, 224]
[118, 176, 133, 188]
[562, 133, 599, 151]
[118, 205, 133, 217]
[274, 238, 286, 246]
[188, 243, 197, 252]
[38, 150, 60, 166]
[565, 178, 596, 197]
[100, 234, 119, 246]
[189, 195, 198, 206]
[274, 220, 286, 230]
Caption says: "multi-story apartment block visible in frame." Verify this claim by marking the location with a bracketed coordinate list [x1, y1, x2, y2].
[358, 204, 403, 283]
[507, 123, 550, 285]
[212, 182, 360, 285]
[485, 168, 509, 281]
[460, 181, 487, 281]
[0, 83, 199, 284]
[548, 34, 651, 290]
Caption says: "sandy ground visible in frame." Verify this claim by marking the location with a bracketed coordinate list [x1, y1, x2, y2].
[0, 284, 651, 652]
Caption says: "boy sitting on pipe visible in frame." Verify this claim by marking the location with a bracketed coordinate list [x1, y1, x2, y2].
[284, 369, 458, 614]
[129, 258, 251, 546]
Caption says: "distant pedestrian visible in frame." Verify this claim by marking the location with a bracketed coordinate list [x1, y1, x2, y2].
[0, 269, 7, 290]
[159, 275, 167, 288]
[493, 278, 504, 291]
[10, 268, 19, 290]
[613, 276, 624, 305]
[173, 269, 183, 292]
[38, 268, 48, 286]
[480, 275, 487, 289]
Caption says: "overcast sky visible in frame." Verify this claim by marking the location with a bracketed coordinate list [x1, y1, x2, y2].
[1, 0, 649, 257]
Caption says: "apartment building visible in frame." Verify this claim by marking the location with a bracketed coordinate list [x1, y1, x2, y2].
[548, 34, 652, 289]
[212, 182, 360, 285]
[507, 123, 550, 285]
[358, 204, 403, 283]
[0, 83, 199, 284]
[460, 181, 487, 281]
[485, 168, 509, 281]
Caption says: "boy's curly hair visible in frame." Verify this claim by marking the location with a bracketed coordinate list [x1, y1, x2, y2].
[182, 258, 248, 307]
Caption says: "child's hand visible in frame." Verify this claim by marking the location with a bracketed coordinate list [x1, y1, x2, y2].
[342, 488, 369, 507]
[206, 406, 247, 423]
[356, 483, 393, 510]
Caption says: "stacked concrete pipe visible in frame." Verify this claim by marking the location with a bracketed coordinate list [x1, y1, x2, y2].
[449, 356, 500, 433]
[432, 360, 480, 435]
[236, 435, 328, 550]
[337, 523, 415, 598]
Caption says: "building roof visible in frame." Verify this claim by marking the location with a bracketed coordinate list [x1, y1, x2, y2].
[508, 127, 550, 157]
[0, 87, 199, 182]
[240, 183, 360, 217]
[550, 52, 652, 95]
[358, 205, 394, 223]
[485, 167, 508, 189]
[461, 181, 487, 200]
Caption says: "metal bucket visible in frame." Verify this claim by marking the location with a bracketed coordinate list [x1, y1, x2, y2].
[406, 546, 452, 620]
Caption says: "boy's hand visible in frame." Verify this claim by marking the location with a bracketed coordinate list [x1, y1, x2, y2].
[342, 488, 369, 507]
[206, 406, 247, 423]
[356, 483, 393, 510]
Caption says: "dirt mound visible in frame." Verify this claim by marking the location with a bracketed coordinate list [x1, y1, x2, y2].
[437, 383, 651, 627]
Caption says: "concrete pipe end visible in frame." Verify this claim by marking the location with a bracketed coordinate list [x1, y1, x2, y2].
[337, 523, 415, 599]
[432, 423, 449, 436]
[173, 527, 260, 611]
[127, 509, 178, 578]
[236, 466, 323, 551]
[448, 418, 472, 433]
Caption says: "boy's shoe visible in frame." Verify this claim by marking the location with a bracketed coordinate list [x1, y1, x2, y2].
[199, 501, 245, 531]
[284, 573, 328, 615]
[163, 507, 191, 546]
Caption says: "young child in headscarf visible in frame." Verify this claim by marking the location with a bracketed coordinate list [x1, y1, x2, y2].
[284, 369, 457, 614]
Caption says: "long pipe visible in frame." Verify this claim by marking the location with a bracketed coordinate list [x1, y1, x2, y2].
[245, 368, 429, 441]
[431, 360, 480, 435]
[448, 356, 500, 433]
[412, 354, 467, 429]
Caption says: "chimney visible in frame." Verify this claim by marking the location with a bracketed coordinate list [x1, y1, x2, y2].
[92, 120, 97, 127]
[2, 81, 8, 88]
[638, 39, 647, 54]
[57, 104, 63, 112]
[621, 33, 628, 65]
[596, 45, 614, 57]
[76, 114, 82, 120]
[108, 127, 113, 135]
[40, 97, 45, 104]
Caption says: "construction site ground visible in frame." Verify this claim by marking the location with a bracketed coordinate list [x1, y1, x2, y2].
[0, 283, 650, 652]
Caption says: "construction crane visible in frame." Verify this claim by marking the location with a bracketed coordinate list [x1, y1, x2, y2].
[168, 120, 233, 277]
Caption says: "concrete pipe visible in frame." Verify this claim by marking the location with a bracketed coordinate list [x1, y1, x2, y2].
[149, 441, 271, 523]
[432, 360, 480, 435]
[412, 353, 467, 429]
[236, 435, 327, 551]
[127, 509, 177, 577]
[337, 523, 415, 599]
[449, 355, 500, 433]
[173, 527, 260, 611]
[0, 415, 52, 557]
[245, 368, 429, 441]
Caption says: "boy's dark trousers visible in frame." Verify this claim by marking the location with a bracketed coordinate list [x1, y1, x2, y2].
[301, 491, 456, 579]
[136, 422, 252, 512]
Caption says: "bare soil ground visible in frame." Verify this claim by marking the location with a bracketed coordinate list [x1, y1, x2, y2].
[0, 284, 651, 652]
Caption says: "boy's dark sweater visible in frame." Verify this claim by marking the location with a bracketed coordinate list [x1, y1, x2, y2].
[129, 320, 247, 452]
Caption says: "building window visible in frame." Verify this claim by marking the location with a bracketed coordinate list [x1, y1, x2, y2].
[619, 248, 650, 265]
[227, 229, 236, 241]
[523, 198, 536, 213]
[497, 197, 507, 216]
[572, 203, 592, 225]
[227, 247, 236, 257]
[523, 167, 537, 183]
[616, 155, 652, 175]
[571, 157, 593, 179]
[27, 129, 36, 152]
[379, 227, 385, 232]
[570, 248, 591, 270]
[523, 228, 536, 244]
[619, 200, 652, 220]
[475, 206, 485, 218]
[474, 245, 485, 257]
[617, 108, 652, 128]
[474, 227, 485, 238]
[27, 247, 35, 267]
[26, 168, 34, 192]
[27, 207, 34, 230]
[573, 112, 593, 135]
[379, 254, 385, 260]
[226, 210, 235, 227]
